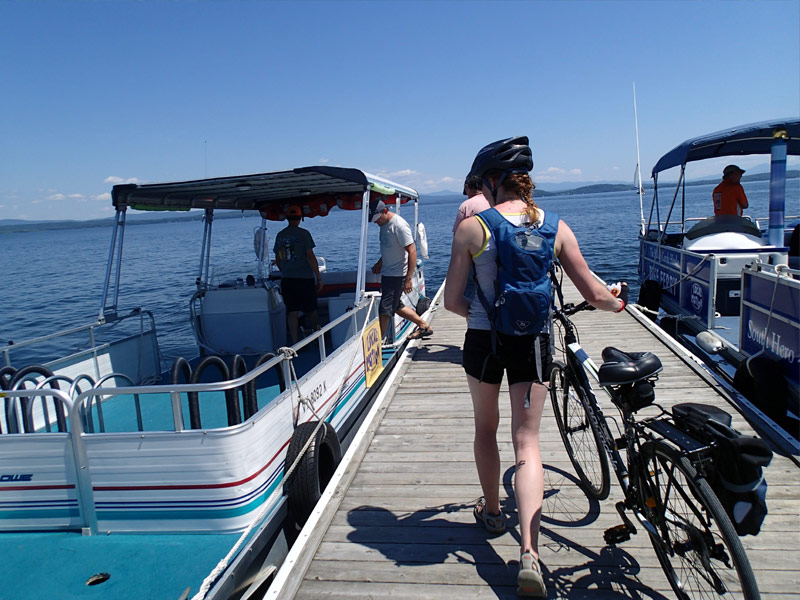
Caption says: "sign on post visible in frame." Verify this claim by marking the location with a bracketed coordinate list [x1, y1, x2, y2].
[361, 318, 383, 388]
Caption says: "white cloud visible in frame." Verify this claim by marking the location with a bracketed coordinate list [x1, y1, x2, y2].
[535, 166, 583, 183]
[94, 192, 111, 201]
[375, 169, 419, 181]
[319, 158, 329, 164]
[68, 194, 85, 199]
[104, 176, 140, 185]
[47, 193, 66, 201]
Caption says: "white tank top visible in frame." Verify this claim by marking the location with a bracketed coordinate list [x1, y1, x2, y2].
[468, 209, 548, 331]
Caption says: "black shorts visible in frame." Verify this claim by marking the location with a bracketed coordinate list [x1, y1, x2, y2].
[462, 329, 551, 385]
[281, 278, 317, 313]
[379, 276, 405, 316]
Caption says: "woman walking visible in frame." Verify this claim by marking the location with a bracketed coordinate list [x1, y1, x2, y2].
[444, 136, 627, 597]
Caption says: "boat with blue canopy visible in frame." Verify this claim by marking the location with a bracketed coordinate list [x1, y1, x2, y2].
[637, 118, 800, 454]
[0, 166, 430, 599]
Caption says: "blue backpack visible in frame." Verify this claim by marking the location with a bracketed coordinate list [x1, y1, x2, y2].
[474, 208, 559, 336]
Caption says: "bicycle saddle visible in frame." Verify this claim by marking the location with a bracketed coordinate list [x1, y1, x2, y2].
[598, 347, 663, 386]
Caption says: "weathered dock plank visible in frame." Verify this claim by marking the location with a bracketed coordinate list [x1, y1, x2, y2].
[269, 280, 800, 599]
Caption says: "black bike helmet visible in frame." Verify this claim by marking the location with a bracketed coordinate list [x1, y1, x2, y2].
[468, 136, 533, 179]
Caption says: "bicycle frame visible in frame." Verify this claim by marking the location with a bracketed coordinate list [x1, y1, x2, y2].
[553, 311, 648, 503]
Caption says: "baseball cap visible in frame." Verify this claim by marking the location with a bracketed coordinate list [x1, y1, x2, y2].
[723, 165, 745, 176]
[370, 200, 386, 222]
[286, 205, 302, 218]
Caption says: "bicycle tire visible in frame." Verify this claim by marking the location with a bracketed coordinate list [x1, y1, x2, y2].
[549, 361, 610, 500]
[638, 441, 760, 600]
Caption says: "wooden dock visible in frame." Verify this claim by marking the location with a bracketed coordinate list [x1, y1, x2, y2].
[268, 280, 800, 599]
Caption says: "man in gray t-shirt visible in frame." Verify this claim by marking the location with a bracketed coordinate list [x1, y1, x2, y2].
[370, 200, 432, 340]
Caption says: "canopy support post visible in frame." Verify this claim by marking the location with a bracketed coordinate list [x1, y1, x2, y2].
[355, 188, 370, 306]
[98, 209, 127, 321]
[768, 129, 788, 256]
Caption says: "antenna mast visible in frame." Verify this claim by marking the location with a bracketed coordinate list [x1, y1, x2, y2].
[633, 83, 645, 234]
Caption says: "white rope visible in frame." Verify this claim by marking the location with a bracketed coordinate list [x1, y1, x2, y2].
[190, 296, 377, 600]
[630, 303, 659, 317]
[278, 346, 323, 425]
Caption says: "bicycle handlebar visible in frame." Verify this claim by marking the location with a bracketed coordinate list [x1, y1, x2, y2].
[557, 300, 596, 317]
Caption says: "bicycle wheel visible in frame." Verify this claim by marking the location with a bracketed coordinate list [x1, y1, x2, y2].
[549, 361, 610, 500]
[638, 441, 760, 600]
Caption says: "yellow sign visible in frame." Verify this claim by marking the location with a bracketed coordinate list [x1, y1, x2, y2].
[361, 318, 383, 388]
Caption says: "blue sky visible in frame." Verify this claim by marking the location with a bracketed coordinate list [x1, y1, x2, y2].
[1, 0, 798, 221]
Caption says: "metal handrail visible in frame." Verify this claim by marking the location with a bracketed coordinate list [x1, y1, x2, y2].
[1, 309, 157, 369]
[70, 292, 381, 428]
[2, 292, 380, 436]
[647, 214, 799, 234]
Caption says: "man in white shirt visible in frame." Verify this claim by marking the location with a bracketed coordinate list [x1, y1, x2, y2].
[370, 200, 433, 340]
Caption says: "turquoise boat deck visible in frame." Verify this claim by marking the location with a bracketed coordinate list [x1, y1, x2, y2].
[1, 530, 241, 599]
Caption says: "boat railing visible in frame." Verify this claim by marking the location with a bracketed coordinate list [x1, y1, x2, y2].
[740, 261, 800, 405]
[1, 308, 158, 369]
[648, 214, 799, 237]
[639, 238, 720, 328]
[1, 292, 381, 436]
[753, 214, 800, 231]
[276, 290, 379, 363]
[1, 309, 162, 411]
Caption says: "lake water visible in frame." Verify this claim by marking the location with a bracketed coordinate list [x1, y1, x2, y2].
[1, 179, 797, 364]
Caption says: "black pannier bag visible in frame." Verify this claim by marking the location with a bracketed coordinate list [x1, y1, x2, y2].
[672, 403, 773, 536]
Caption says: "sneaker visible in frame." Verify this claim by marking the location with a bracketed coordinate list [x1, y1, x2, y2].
[517, 551, 546, 597]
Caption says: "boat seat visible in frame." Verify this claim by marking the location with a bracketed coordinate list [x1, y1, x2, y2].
[684, 215, 761, 241]
[598, 347, 663, 386]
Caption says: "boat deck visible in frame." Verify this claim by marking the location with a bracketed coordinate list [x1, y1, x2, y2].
[268, 280, 800, 599]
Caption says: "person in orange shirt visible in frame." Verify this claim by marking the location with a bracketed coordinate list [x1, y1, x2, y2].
[712, 165, 749, 216]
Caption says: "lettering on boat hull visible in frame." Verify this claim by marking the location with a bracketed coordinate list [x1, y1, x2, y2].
[746, 320, 797, 364]
[0, 474, 33, 482]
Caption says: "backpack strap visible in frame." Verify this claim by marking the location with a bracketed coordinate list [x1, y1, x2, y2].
[473, 206, 504, 230]
[471, 211, 502, 376]
[472, 208, 501, 327]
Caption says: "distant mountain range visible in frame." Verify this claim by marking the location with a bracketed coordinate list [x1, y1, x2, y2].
[2, 170, 797, 234]
[0, 210, 251, 234]
[424, 170, 799, 203]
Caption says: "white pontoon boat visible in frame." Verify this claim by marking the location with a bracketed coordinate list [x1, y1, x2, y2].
[0, 166, 430, 599]
[637, 119, 799, 454]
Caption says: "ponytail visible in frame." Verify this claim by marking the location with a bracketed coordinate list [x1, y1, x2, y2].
[505, 173, 539, 224]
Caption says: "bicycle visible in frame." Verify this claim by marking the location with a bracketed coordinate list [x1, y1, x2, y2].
[547, 272, 760, 599]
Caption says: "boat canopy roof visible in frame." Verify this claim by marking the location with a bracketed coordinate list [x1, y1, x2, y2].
[111, 166, 419, 220]
[651, 118, 800, 177]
